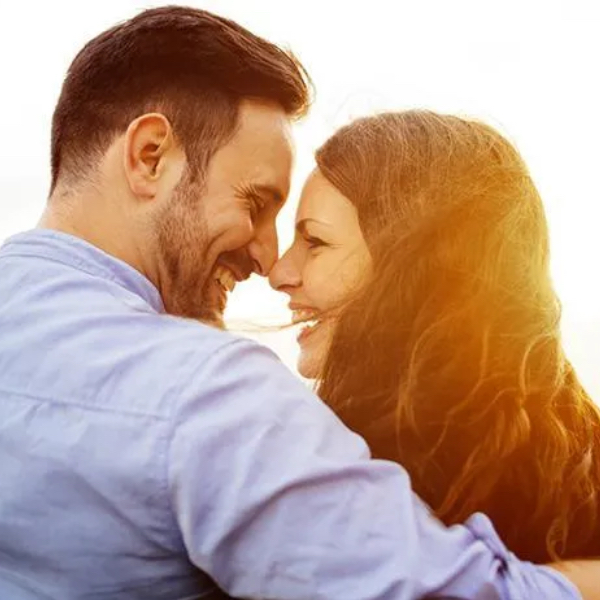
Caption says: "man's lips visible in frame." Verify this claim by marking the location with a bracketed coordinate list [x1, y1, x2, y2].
[215, 250, 254, 284]
[212, 259, 252, 295]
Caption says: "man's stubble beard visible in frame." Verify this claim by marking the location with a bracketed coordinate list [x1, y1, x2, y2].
[155, 177, 224, 327]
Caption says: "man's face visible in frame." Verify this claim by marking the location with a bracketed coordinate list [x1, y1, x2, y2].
[156, 99, 293, 326]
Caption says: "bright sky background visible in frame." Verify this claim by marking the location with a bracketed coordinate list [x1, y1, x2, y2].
[1, 0, 599, 395]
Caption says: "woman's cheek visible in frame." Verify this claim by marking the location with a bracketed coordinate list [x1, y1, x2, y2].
[319, 268, 351, 308]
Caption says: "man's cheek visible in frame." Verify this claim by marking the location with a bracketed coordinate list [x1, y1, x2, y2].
[220, 219, 254, 253]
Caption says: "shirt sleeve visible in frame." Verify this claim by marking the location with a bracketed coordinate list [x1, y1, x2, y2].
[167, 338, 581, 600]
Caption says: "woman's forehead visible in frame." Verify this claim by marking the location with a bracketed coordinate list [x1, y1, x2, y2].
[296, 170, 357, 224]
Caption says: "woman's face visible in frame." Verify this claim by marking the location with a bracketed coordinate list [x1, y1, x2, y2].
[269, 169, 371, 378]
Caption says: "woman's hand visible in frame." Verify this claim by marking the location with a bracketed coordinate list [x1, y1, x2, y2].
[549, 561, 600, 599]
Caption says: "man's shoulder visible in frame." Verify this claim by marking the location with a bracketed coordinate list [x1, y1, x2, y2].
[111, 314, 285, 416]
[137, 313, 270, 365]
[148, 317, 286, 391]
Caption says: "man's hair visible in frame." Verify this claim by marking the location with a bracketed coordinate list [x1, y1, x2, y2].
[50, 5, 311, 189]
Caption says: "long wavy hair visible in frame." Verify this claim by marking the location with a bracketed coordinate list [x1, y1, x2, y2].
[315, 110, 600, 562]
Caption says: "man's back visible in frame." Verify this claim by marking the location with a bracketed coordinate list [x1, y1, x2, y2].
[0, 230, 230, 598]
[0, 230, 585, 600]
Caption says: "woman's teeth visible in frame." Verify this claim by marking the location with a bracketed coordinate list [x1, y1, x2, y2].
[292, 309, 319, 328]
[214, 266, 237, 293]
[293, 310, 323, 343]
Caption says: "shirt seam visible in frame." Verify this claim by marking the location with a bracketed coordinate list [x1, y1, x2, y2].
[0, 385, 169, 421]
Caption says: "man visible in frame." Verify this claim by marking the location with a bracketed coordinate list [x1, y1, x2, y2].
[0, 6, 595, 599]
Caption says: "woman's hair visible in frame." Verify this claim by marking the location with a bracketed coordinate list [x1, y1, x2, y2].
[315, 110, 600, 562]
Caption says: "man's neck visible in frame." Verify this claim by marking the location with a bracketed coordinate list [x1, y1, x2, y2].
[40, 187, 149, 284]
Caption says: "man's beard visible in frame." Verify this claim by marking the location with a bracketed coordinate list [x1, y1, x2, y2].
[155, 178, 224, 327]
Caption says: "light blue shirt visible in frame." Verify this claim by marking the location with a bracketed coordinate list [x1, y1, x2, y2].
[0, 229, 581, 600]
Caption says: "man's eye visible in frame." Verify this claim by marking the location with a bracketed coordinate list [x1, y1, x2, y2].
[246, 195, 265, 220]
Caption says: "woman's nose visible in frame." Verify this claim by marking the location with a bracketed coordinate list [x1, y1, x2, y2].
[269, 248, 301, 293]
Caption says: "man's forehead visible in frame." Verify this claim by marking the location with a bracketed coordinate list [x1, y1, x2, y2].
[236, 104, 294, 198]
[205, 99, 294, 201]
[237, 98, 291, 130]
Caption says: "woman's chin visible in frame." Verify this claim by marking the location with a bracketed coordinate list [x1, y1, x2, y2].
[296, 321, 332, 380]
[297, 353, 321, 380]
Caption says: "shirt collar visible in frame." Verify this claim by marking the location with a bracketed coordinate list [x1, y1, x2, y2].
[1, 228, 165, 313]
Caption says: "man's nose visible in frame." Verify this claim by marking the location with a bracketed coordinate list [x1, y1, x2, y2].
[248, 223, 279, 277]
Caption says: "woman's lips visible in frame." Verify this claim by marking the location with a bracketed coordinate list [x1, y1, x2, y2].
[297, 319, 322, 344]
[290, 307, 323, 344]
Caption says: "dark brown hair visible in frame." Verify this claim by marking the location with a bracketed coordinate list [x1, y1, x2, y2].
[50, 5, 310, 189]
[316, 110, 600, 562]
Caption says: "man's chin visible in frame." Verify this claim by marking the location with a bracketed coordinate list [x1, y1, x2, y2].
[201, 310, 226, 330]
[163, 296, 226, 329]
[201, 285, 228, 329]
[183, 301, 226, 329]
[161, 275, 229, 328]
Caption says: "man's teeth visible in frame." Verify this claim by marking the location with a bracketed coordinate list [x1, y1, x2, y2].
[214, 266, 237, 293]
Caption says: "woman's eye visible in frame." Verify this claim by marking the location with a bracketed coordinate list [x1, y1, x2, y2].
[306, 236, 327, 250]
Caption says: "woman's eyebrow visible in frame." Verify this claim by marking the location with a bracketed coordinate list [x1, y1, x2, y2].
[295, 218, 333, 235]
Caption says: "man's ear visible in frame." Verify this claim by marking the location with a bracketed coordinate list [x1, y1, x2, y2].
[123, 113, 181, 200]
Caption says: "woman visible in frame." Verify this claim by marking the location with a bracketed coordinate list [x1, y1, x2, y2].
[269, 110, 600, 562]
